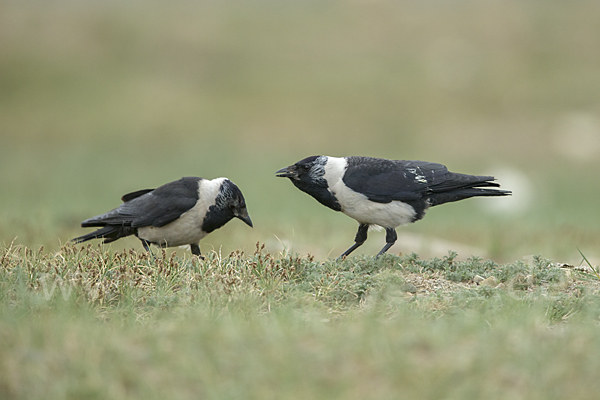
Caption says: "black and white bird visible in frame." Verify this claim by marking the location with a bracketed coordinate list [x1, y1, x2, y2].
[73, 177, 252, 257]
[276, 156, 511, 258]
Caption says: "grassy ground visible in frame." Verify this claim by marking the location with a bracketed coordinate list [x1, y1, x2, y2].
[1, 1, 600, 398]
[2, 242, 600, 399]
[1, 0, 599, 262]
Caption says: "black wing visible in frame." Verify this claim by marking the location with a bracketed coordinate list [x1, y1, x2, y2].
[343, 157, 450, 203]
[342, 157, 503, 204]
[81, 177, 202, 228]
[121, 189, 154, 202]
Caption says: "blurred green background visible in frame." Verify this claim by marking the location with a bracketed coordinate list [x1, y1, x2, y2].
[1, 0, 599, 263]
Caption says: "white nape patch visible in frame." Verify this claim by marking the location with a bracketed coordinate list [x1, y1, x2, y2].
[324, 157, 417, 228]
[196, 177, 227, 213]
[137, 178, 226, 247]
[323, 156, 347, 184]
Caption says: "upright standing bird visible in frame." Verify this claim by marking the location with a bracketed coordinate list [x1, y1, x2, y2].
[276, 156, 511, 258]
[73, 177, 252, 257]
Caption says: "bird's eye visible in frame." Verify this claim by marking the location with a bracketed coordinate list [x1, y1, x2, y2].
[302, 164, 311, 171]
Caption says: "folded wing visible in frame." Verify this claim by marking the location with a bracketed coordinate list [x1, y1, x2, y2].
[82, 177, 200, 229]
[342, 157, 510, 204]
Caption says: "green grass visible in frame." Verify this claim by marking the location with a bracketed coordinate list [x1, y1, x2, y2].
[2, 2, 600, 398]
[3, 242, 600, 399]
[1, 0, 600, 262]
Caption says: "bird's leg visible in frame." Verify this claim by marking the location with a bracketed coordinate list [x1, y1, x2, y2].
[338, 223, 369, 260]
[139, 238, 157, 260]
[375, 228, 397, 258]
[140, 238, 151, 252]
[190, 244, 205, 260]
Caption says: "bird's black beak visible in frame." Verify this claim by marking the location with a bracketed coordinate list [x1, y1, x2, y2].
[236, 211, 253, 228]
[275, 166, 295, 178]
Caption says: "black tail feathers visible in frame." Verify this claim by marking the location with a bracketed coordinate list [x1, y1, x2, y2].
[72, 225, 136, 245]
[429, 187, 511, 207]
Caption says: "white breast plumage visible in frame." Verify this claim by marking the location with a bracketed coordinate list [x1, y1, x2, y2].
[137, 178, 226, 246]
[323, 157, 416, 228]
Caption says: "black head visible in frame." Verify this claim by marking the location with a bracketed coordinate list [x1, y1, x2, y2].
[275, 156, 341, 211]
[216, 179, 253, 228]
[275, 155, 326, 182]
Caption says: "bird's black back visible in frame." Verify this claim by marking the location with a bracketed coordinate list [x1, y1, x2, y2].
[343, 157, 450, 203]
[73, 177, 202, 245]
[81, 177, 201, 229]
[342, 157, 510, 219]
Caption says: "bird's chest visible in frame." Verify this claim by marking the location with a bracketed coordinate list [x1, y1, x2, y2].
[137, 207, 207, 247]
[329, 181, 416, 228]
